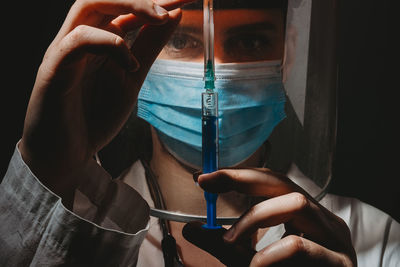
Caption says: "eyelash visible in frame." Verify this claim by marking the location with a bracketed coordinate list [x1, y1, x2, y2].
[225, 33, 272, 51]
[164, 33, 203, 58]
[162, 31, 278, 62]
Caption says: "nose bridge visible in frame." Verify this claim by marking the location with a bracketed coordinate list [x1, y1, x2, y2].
[212, 28, 230, 64]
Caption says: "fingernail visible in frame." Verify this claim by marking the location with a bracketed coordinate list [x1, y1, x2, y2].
[154, 4, 168, 16]
[193, 171, 202, 185]
[223, 226, 235, 242]
[128, 54, 140, 72]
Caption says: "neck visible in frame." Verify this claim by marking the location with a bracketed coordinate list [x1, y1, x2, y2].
[149, 127, 264, 217]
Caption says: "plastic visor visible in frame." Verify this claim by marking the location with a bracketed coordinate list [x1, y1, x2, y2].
[100, 0, 338, 223]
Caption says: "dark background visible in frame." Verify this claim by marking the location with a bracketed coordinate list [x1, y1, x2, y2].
[1, 0, 398, 222]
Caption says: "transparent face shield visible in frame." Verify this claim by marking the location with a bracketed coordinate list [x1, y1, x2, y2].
[99, 0, 338, 224]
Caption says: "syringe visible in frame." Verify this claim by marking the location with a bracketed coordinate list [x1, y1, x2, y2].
[202, 0, 220, 229]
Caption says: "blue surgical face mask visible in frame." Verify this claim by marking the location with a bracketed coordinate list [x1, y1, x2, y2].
[137, 59, 286, 168]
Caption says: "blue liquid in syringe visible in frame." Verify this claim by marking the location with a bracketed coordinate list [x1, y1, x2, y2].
[202, 114, 220, 228]
[202, 115, 218, 173]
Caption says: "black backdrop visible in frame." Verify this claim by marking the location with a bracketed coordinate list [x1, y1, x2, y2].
[331, 0, 399, 221]
[1, 0, 398, 222]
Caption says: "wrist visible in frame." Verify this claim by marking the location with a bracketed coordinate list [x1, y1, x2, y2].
[18, 140, 84, 209]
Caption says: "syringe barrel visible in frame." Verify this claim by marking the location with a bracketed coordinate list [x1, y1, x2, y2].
[202, 91, 218, 174]
[202, 0, 219, 229]
[202, 91, 220, 229]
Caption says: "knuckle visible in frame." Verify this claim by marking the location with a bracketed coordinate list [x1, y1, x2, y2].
[284, 235, 307, 255]
[75, 0, 89, 8]
[130, 0, 154, 15]
[114, 35, 125, 48]
[68, 25, 89, 44]
[218, 169, 240, 183]
[340, 254, 355, 267]
[258, 167, 271, 173]
[249, 201, 270, 222]
[73, 0, 97, 14]
[73, 24, 88, 35]
[246, 204, 260, 220]
[59, 25, 91, 55]
[228, 169, 241, 181]
[250, 253, 264, 267]
[290, 192, 309, 212]
[237, 204, 263, 235]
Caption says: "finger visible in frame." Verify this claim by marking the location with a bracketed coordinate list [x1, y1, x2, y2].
[154, 0, 196, 10]
[55, 0, 172, 41]
[223, 192, 351, 252]
[76, 0, 169, 25]
[249, 235, 352, 267]
[196, 169, 354, 252]
[182, 222, 256, 267]
[223, 193, 314, 242]
[113, 0, 195, 32]
[111, 14, 145, 34]
[197, 168, 300, 197]
[128, 8, 182, 84]
[55, 25, 139, 72]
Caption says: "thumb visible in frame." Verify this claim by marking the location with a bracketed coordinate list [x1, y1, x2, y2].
[129, 8, 182, 84]
[182, 222, 256, 267]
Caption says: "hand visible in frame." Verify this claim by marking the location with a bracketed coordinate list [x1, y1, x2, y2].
[184, 168, 357, 267]
[20, 0, 192, 204]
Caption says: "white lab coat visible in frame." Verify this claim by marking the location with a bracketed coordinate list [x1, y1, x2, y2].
[1, 145, 399, 266]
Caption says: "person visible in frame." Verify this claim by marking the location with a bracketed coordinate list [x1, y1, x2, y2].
[0, 0, 399, 266]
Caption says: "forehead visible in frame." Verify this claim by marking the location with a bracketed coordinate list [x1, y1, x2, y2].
[179, 9, 284, 29]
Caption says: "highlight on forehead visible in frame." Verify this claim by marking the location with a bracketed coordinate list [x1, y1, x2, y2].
[178, 9, 284, 32]
[158, 7, 285, 63]
[183, 0, 288, 10]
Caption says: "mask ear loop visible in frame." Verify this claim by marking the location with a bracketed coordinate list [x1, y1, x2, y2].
[94, 153, 102, 166]
[281, 24, 297, 87]
[281, 38, 287, 85]
[261, 141, 272, 169]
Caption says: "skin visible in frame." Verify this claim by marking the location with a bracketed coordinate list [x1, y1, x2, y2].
[19, 0, 357, 266]
[194, 170, 357, 266]
[159, 8, 285, 62]
[20, 0, 192, 207]
[148, 7, 286, 216]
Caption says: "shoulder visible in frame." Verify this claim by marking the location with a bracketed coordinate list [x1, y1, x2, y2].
[320, 194, 400, 267]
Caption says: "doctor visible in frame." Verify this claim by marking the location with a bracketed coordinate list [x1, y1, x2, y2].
[0, 0, 399, 266]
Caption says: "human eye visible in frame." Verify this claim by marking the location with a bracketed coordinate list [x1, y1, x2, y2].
[163, 32, 203, 60]
[224, 32, 277, 62]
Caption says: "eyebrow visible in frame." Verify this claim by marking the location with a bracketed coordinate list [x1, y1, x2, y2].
[174, 22, 277, 36]
[225, 22, 277, 35]
[175, 26, 202, 35]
